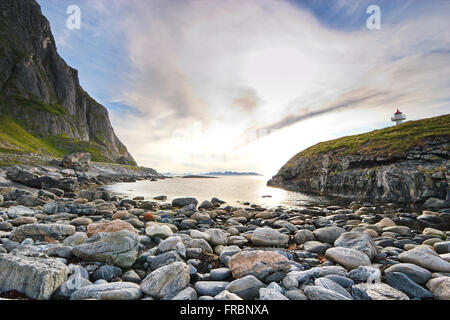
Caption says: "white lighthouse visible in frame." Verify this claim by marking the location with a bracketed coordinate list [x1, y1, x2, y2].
[391, 109, 406, 125]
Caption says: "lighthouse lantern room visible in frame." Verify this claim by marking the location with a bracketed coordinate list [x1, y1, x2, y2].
[391, 109, 406, 125]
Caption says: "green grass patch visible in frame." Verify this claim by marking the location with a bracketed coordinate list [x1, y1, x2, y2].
[0, 114, 116, 164]
[0, 113, 61, 154]
[12, 95, 66, 116]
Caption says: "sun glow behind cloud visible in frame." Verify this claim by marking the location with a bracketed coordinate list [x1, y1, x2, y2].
[38, 0, 450, 175]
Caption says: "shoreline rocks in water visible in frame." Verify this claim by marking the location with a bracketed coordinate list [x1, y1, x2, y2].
[0, 167, 449, 300]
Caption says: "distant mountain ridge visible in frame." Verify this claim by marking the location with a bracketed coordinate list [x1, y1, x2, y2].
[205, 171, 262, 176]
[0, 0, 136, 165]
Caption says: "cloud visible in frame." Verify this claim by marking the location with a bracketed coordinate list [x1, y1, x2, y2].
[46, 0, 450, 173]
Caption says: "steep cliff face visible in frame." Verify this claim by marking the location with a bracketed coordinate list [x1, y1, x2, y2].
[0, 0, 136, 165]
[268, 114, 450, 205]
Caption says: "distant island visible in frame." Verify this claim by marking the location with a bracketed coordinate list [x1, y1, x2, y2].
[204, 171, 262, 176]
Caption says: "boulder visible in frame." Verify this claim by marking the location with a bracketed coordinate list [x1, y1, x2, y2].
[398, 245, 450, 272]
[334, 231, 377, 260]
[225, 275, 265, 299]
[304, 285, 352, 300]
[6, 205, 34, 219]
[313, 226, 346, 244]
[87, 220, 138, 237]
[228, 250, 291, 281]
[60, 153, 91, 172]
[73, 230, 139, 268]
[325, 247, 371, 270]
[352, 283, 410, 300]
[70, 282, 142, 300]
[251, 227, 289, 247]
[0, 251, 68, 300]
[140, 262, 190, 299]
[172, 197, 198, 208]
[10, 223, 75, 242]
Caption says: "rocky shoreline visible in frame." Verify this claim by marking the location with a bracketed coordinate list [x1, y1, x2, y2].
[0, 160, 449, 300]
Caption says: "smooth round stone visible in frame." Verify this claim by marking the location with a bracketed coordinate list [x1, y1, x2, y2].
[210, 268, 231, 281]
[325, 247, 371, 270]
[303, 241, 328, 254]
[92, 265, 122, 281]
[285, 289, 308, 300]
[304, 285, 352, 300]
[384, 263, 432, 285]
[423, 228, 446, 239]
[324, 275, 355, 288]
[214, 290, 243, 300]
[385, 272, 433, 299]
[352, 283, 409, 300]
[348, 266, 380, 283]
[294, 229, 315, 245]
[420, 237, 440, 246]
[194, 281, 230, 296]
[398, 245, 450, 272]
[314, 277, 352, 299]
[434, 241, 450, 254]
[225, 275, 265, 300]
[122, 270, 142, 283]
[313, 226, 346, 244]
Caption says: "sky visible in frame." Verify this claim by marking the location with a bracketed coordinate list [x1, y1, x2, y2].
[37, 0, 450, 175]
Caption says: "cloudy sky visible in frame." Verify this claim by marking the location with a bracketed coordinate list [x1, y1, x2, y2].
[37, 0, 450, 175]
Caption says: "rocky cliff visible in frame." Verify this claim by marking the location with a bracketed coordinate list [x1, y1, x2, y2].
[268, 114, 450, 206]
[0, 0, 136, 165]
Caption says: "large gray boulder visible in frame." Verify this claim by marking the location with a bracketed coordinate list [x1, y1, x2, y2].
[0, 251, 68, 300]
[225, 275, 265, 300]
[73, 230, 139, 268]
[70, 282, 142, 300]
[172, 198, 198, 207]
[11, 223, 75, 242]
[352, 283, 410, 300]
[334, 231, 377, 260]
[251, 227, 289, 247]
[61, 153, 91, 172]
[140, 262, 190, 299]
[325, 247, 371, 270]
[398, 245, 450, 272]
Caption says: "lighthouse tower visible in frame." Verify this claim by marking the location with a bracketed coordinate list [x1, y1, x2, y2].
[391, 109, 406, 125]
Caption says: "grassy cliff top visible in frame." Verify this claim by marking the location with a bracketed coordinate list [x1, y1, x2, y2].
[0, 113, 117, 164]
[289, 114, 450, 163]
